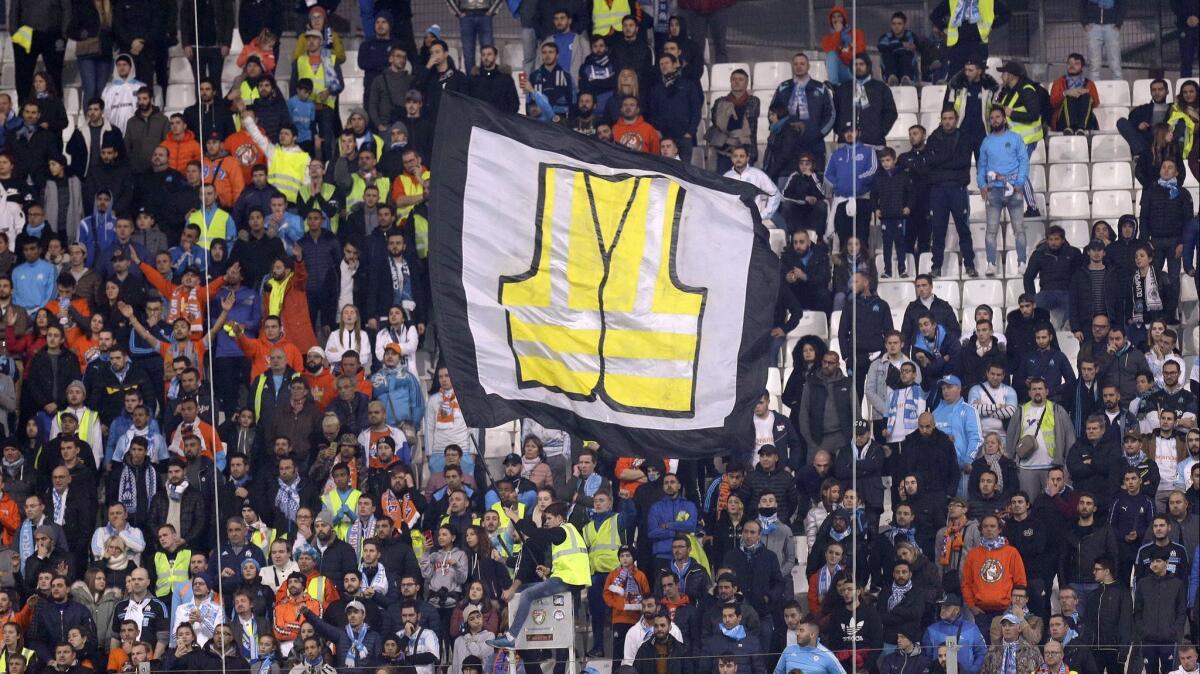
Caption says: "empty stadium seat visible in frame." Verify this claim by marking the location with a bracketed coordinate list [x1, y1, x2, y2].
[877, 281, 916, 308]
[1059, 220, 1090, 248]
[1093, 106, 1126, 133]
[342, 52, 364, 78]
[933, 280, 961, 309]
[168, 56, 193, 84]
[1028, 165, 1048, 193]
[963, 279, 1005, 308]
[1048, 163, 1090, 192]
[502, 42, 524, 71]
[1184, 169, 1200, 189]
[338, 79, 364, 123]
[769, 228, 786, 255]
[64, 88, 80, 115]
[1132, 78, 1168, 106]
[1091, 190, 1133, 219]
[875, 252, 916, 277]
[789, 312, 829, 345]
[1091, 162, 1134, 190]
[1058, 331, 1080, 365]
[752, 61, 789, 90]
[888, 113, 918, 141]
[919, 252, 960, 278]
[921, 85, 946, 112]
[709, 63, 750, 92]
[807, 59, 828, 83]
[1094, 80, 1131, 107]
[919, 112, 940, 134]
[1005, 277, 1026, 304]
[1091, 134, 1132, 162]
[1048, 191, 1090, 219]
[1029, 143, 1047, 164]
[753, 90, 775, 113]
[1047, 136, 1089, 163]
[165, 85, 196, 110]
[969, 193, 986, 222]
[892, 86, 919, 113]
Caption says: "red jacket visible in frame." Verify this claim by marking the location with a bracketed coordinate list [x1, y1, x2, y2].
[261, 261, 319, 353]
[819, 7, 866, 66]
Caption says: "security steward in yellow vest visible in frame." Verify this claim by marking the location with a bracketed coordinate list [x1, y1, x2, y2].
[487, 502, 591, 648]
[591, 0, 633, 36]
[995, 62, 1044, 147]
[0, 646, 36, 673]
[250, 364, 300, 424]
[322, 463, 362, 540]
[344, 148, 391, 213]
[932, 0, 1009, 76]
[489, 483, 528, 556]
[153, 542, 192, 600]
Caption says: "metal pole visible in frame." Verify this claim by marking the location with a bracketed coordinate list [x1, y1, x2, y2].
[1037, 4, 1047, 75]
[946, 635, 960, 674]
[807, 0, 816, 51]
[1155, 0, 1164, 76]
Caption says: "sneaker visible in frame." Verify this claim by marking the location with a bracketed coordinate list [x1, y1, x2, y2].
[488, 636, 516, 649]
[965, 266, 979, 278]
[880, 271, 892, 279]
[1024, 206, 1041, 218]
[985, 263, 997, 277]
[887, 75, 899, 86]
[586, 648, 606, 658]
[899, 270, 910, 278]
[1017, 262, 1027, 275]
[929, 268, 941, 279]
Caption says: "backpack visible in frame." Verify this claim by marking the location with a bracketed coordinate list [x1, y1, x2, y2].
[1030, 81, 1052, 127]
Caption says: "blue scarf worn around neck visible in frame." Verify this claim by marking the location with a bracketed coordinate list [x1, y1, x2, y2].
[719, 623, 747, 640]
[914, 325, 947, 357]
[1126, 449, 1148, 467]
[758, 513, 780, 535]
[1159, 177, 1180, 199]
[981, 535, 1008, 551]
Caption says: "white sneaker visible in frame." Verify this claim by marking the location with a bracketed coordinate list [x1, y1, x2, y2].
[986, 263, 997, 277]
[1017, 262, 1027, 275]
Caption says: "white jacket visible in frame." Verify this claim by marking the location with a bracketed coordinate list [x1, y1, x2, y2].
[723, 165, 781, 222]
[102, 78, 143, 134]
[373, 323, 419, 378]
[325, 328, 373, 369]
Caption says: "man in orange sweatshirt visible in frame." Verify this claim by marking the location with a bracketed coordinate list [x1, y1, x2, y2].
[961, 513, 1027, 636]
[159, 114, 202, 174]
[611, 95, 661, 154]
[233, 315, 304, 380]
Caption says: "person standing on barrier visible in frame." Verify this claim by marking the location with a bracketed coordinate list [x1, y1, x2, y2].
[487, 501, 591, 649]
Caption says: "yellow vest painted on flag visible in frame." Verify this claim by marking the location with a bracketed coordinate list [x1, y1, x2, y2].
[268, 147, 311, 203]
[582, 513, 622, 573]
[945, 0, 995, 46]
[499, 168, 704, 414]
[154, 550, 191, 598]
[187, 207, 234, 249]
[550, 523, 591, 586]
[591, 0, 632, 36]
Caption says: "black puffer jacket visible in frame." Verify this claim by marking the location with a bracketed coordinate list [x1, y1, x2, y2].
[1138, 180, 1194, 239]
[920, 126, 973, 187]
[1024, 240, 1082, 294]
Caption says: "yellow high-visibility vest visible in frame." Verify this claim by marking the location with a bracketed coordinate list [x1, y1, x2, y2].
[187, 207, 233, 249]
[1168, 105, 1196, 158]
[996, 84, 1045, 145]
[499, 168, 703, 414]
[394, 171, 429, 219]
[154, 550, 191, 598]
[240, 80, 262, 106]
[252, 371, 299, 421]
[57, 408, 99, 445]
[945, 0, 995, 46]
[582, 512, 622, 574]
[550, 523, 591, 586]
[321, 489, 361, 540]
[489, 502, 525, 555]
[591, 0, 632, 36]
[347, 174, 391, 213]
[0, 647, 36, 672]
[298, 181, 340, 233]
[297, 57, 336, 109]
[268, 147, 311, 203]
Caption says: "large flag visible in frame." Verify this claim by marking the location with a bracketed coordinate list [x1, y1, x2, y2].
[429, 92, 777, 458]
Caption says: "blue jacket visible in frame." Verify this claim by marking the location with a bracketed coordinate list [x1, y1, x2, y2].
[825, 142, 878, 198]
[932, 399, 983, 468]
[769, 78, 836, 146]
[77, 207, 118, 266]
[1015, 347, 1077, 402]
[371, 365, 425, 426]
[168, 244, 212, 279]
[297, 229, 342, 290]
[773, 643, 845, 674]
[646, 495, 699, 558]
[12, 259, 56, 312]
[287, 96, 317, 143]
[922, 617, 986, 674]
[210, 286, 262, 358]
[878, 29, 919, 59]
[1108, 491, 1156, 538]
[529, 64, 574, 116]
[976, 129, 1029, 190]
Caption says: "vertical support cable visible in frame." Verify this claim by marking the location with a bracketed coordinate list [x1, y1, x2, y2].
[849, 1, 859, 671]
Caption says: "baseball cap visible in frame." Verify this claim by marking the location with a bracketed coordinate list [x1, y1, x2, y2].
[855, 419, 871, 435]
[998, 61, 1025, 77]
[503, 453, 523, 466]
[940, 593, 963, 607]
[345, 600, 366, 613]
[757, 444, 778, 455]
[338, 433, 358, 446]
[939, 375, 962, 387]
[1000, 613, 1021, 624]
[307, 346, 325, 358]
[303, 29, 323, 39]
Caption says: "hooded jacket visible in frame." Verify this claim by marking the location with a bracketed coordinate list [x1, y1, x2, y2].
[833, 57, 898, 147]
[124, 106, 170, 173]
[824, 141, 878, 197]
[819, 6, 866, 65]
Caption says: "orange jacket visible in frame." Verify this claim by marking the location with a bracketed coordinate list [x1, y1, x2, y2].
[224, 130, 267, 184]
[237, 333, 304, 380]
[611, 116, 661, 154]
[261, 261, 318, 353]
[140, 262, 224, 336]
[273, 592, 321, 643]
[961, 543, 1027, 612]
[0, 494, 21, 546]
[202, 154, 247, 209]
[1049, 78, 1100, 128]
[45, 297, 92, 321]
[65, 327, 101, 370]
[602, 566, 649, 625]
[819, 7, 866, 66]
[159, 130, 203, 174]
[303, 368, 336, 408]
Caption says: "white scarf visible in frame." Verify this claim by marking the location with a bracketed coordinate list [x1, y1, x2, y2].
[360, 563, 389, 595]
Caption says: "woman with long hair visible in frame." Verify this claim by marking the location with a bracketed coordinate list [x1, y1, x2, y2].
[325, 304, 372, 369]
[462, 525, 509, 603]
[518, 435, 553, 489]
[1169, 80, 1199, 182]
[42, 155, 83, 243]
[94, 535, 137, 588]
[1137, 123, 1183, 187]
[711, 492, 749, 563]
[602, 68, 641, 123]
[1110, 243, 1169, 344]
[782, 335, 828, 439]
[831, 235, 875, 311]
[71, 565, 123, 646]
[1090, 220, 1115, 246]
[420, 524, 468, 631]
[372, 305, 419, 378]
[27, 72, 70, 136]
[448, 579, 502, 635]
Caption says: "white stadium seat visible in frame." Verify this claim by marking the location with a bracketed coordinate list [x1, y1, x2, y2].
[1006, 277, 1026, 304]
[1058, 331, 1080, 365]
[888, 113, 918, 141]
[752, 61, 789, 90]
[969, 193, 986, 222]
[1091, 190, 1134, 220]
[919, 252, 960, 278]
[1093, 106, 1126, 133]
[807, 59, 827, 83]
[892, 86, 919, 113]
[165, 85, 196, 110]
[342, 52, 364, 78]
[877, 281, 916, 308]
[1178, 78, 1199, 95]
[168, 56, 193, 84]
[64, 88, 80, 115]
[921, 85, 947, 112]
[1029, 143, 1047, 164]
[920, 112, 940, 134]
[933, 280, 961, 309]
[963, 279, 1004, 308]
[1091, 162, 1134, 190]
[338, 79, 364, 123]
[1047, 135, 1089, 163]
[769, 228, 786, 255]
[502, 42, 524, 70]
[1091, 134, 1132, 162]
[1048, 163, 1090, 192]
[1132, 78, 1169, 106]
[709, 63, 750, 92]
[1094, 80, 1131, 107]
[1029, 165, 1047, 193]
[1059, 220, 1090, 248]
[1049, 191, 1090, 219]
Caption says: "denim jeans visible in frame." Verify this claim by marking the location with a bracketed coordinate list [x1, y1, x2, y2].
[507, 577, 572, 637]
[1087, 23, 1123, 80]
[984, 188, 1026, 266]
[824, 52, 852, 86]
[78, 56, 113, 106]
[880, 217, 908, 274]
[1037, 289, 1071, 329]
[880, 50, 919, 82]
[521, 27, 538, 75]
[459, 13, 494, 74]
[357, 0, 375, 37]
[930, 184, 974, 271]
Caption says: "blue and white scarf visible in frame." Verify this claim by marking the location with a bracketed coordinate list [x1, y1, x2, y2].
[344, 624, 369, 667]
[818, 563, 843, 595]
[887, 580, 913, 610]
[952, 0, 981, 27]
[1158, 177, 1180, 199]
[981, 535, 1008, 551]
[758, 513, 780, 535]
[719, 623, 746, 640]
[275, 478, 301, 523]
[790, 79, 811, 120]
